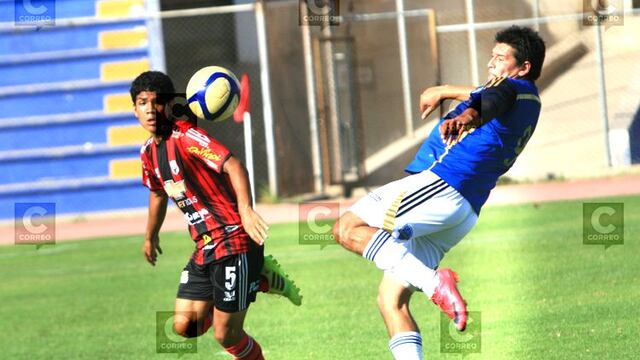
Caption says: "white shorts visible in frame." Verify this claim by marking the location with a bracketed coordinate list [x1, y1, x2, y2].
[348, 170, 478, 271]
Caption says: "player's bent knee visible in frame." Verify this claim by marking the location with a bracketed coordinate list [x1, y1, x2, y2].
[174, 320, 201, 338]
[332, 218, 353, 248]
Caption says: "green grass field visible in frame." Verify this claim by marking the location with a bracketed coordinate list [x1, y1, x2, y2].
[1, 195, 638, 359]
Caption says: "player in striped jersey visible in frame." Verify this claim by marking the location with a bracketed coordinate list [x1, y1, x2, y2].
[131, 71, 300, 359]
[333, 26, 545, 359]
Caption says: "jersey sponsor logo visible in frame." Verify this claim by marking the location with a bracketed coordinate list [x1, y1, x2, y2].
[164, 179, 187, 200]
[176, 196, 198, 209]
[184, 208, 210, 225]
[169, 160, 180, 175]
[202, 234, 212, 245]
[367, 192, 382, 202]
[186, 128, 210, 147]
[187, 146, 222, 161]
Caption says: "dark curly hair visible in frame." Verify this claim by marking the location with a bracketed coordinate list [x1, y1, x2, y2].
[495, 26, 546, 81]
[129, 71, 176, 104]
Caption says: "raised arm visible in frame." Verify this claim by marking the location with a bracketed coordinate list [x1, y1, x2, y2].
[419, 85, 477, 119]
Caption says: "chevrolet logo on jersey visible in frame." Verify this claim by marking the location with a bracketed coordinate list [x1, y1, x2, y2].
[163, 180, 186, 201]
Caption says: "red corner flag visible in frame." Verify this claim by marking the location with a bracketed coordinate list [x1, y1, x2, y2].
[233, 74, 250, 123]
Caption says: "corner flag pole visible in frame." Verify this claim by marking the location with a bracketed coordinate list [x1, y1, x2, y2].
[234, 74, 256, 205]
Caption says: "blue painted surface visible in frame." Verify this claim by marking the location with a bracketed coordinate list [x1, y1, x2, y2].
[0, 83, 132, 118]
[0, 150, 140, 185]
[0, 0, 161, 219]
[0, 181, 149, 219]
[0, 52, 147, 86]
[0, 20, 146, 55]
[0, 116, 139, 151]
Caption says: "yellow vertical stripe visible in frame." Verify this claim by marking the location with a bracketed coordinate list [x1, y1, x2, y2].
[383, 191, 407, 233]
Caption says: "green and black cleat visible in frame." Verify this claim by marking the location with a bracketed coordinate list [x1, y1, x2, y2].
[261, 255, 302, 306]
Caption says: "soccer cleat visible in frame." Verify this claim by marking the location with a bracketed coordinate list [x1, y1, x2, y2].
[261, 255, 302, 306]
[431, 268, 467, 331]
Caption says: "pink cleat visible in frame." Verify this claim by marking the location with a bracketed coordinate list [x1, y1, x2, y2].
[431, 269, 468, 331]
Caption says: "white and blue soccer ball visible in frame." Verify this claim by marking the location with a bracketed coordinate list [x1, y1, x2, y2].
[186, 66, 240, 122]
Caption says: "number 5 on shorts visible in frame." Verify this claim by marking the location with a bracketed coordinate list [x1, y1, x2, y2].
[225, 266, 237, 291]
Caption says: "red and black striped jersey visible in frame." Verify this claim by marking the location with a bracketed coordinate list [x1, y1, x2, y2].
[140, 120, 256, 264]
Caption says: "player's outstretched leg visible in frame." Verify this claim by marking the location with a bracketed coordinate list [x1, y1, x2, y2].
[431, 269, 467, 331]
[260, 254, 302, 306]
[333, 212, 441, 294]
[334, 212, 468, 331]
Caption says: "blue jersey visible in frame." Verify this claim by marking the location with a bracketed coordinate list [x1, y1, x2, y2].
[406, 77, 541, 214]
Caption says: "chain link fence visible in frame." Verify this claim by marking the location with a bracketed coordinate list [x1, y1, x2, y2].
[158, 4, 271, 198]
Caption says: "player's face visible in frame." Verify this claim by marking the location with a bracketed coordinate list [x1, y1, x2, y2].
[487, 43, 530, 81]
[134, 91, 167, 135]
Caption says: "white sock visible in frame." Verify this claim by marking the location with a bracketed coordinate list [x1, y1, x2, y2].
[392, 253, 439, 297]
[389, 331, 423, 360]
[363, 229, 440, 297]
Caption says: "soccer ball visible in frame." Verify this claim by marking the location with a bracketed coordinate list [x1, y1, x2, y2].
[186, 66, 240, 122]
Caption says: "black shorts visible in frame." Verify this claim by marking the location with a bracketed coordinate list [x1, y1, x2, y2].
[176, 246, 264, 313]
